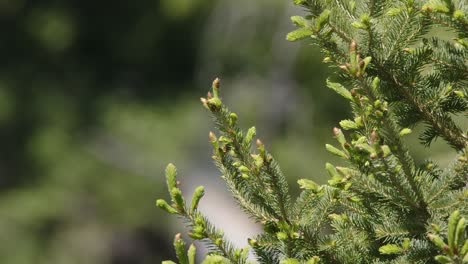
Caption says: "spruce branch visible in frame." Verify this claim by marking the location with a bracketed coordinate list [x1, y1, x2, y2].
[202, 79, 292, 224]
[378, 69, 467, 150]
[158, 0, 468, 262]
[157, 164, 248, 263]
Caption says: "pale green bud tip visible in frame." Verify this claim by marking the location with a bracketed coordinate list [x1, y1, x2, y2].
[455, 218, 466, 245]
[248, 238, 258, 247]
[165, 163, 178, 194]
[239, 166, 250, 173]
[428, 234, 447, 249]
[277, 232, 288, 241]
[307, 256, 320, 264]
[374, 100, 382, 108]
[207, 97, 222, 111]
[363, 56, 372, 64]
[188, 244, 196, 263]
[402, 238, 411, 250]
[287, 28, 313, 42]
[399, 128, 412, 137]
[379, 244, 403, 255]
[188, 243, 196, 251]
[171, 188, 185, 211]
[326, 144, 347, 159]
[293, 0, 307, 5]
[191, 186, 205, 210]
[351, 22, 366, 30]
[229, 113, 238, 123]
[340, 119, 358, 130]
[281, 259, 300, 264]
[381, 145, 391, 157]
[386, 8, 402, 16]
[156, 199, 178, 214]
[291, 16, 308, 27]
[166, 163, 177, 178]
[328, 213, 340, 221]
[246, 127, 257, 144]
[326, 80, 352, 100]
[171, 187, 183, 197]
[454, 90, 465, 98]
[298, 179, 319, 191]
[449, 210, 461, 229]
[372, 77, 380, 89]
[194, 186, 205, 196]
[326, 163, 340, 180]
[360, 14, 370, 24]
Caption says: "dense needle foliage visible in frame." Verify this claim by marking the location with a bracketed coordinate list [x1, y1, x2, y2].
[157, 0, 468, 263]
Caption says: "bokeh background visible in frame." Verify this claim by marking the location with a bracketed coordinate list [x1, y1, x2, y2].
[0, 0, 458, 263]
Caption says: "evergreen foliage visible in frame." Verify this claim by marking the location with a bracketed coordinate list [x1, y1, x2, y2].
[158, 0, 467, 262]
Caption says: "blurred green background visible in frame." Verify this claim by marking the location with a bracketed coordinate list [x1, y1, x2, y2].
[0, 0, 459, 263]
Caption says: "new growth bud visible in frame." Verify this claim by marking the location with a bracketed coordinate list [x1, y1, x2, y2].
[174, 233, 189, 264]
[248, 238, 258, 247]
[326, 144, 348, 159]
[165, 163, 178, 194]
[277, 232, 288, 241]
[298, 179, 320, 192]
[156, 199, 179, 214]
[229, 113, 238, 125]
[256, 139, 266, 156]
[207, 97, 222, 112]
[171, 188, 186, 213]
[245, 127, 257, 145]
[399, 128, 412, 137]
[333, 127, 346, 146]
[209, 131, 217, 143]
[191, 186, 205, 211]
[188, 244, 196, 264]
[213, 78, 220, 89]
[307, 256, 321, 264]
[428, 234, 447, 250]
[212, 78, 221, 98]
[239, 166, 250, 173]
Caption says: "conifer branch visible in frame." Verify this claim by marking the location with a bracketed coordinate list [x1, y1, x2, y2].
[261, 160, 290, 220]
[333, 0, 356, 21]
[159, 1, 468, 262]
[329, 24, 353, 44]
[380, 70, 467, 150]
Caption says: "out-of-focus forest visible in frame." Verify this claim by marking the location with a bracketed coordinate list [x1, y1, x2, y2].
[0, 0, 457, 263]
